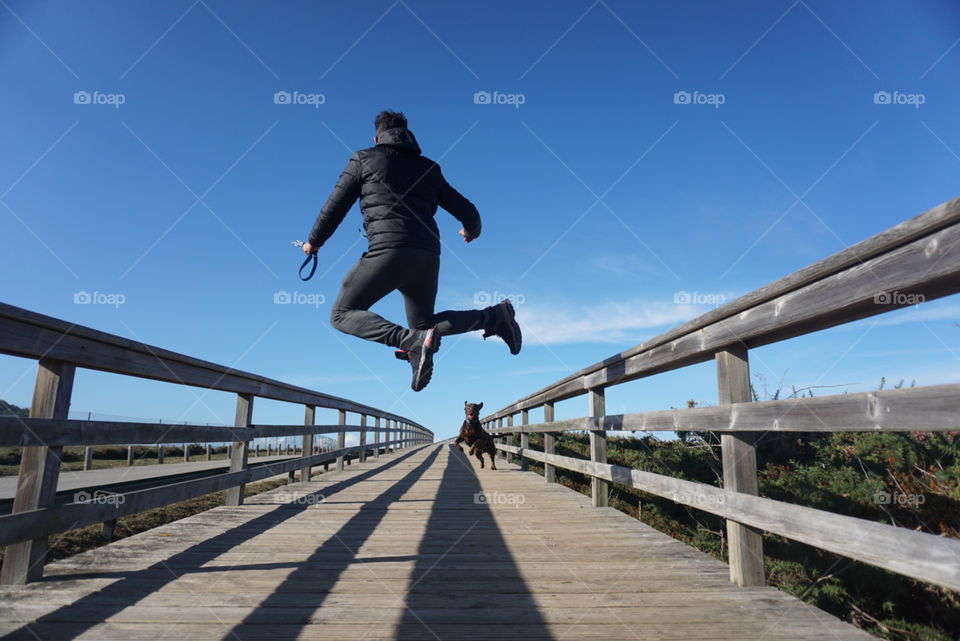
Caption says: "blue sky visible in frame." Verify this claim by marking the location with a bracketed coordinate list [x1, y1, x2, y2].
[1, 0, 959, 442]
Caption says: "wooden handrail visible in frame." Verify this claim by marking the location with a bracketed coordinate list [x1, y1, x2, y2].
[0, 304, 433, 584]
[482, 196, 960, 591]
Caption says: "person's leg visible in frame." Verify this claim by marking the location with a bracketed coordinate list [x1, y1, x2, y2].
[330, 249, 419, 348]
[398, 251, 486, 337]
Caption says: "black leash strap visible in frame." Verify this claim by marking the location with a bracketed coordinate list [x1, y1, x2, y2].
[299, 253, 317, 281]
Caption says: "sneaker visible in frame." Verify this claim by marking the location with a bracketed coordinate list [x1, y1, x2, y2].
[482, 300, 522, 355]
[405, 328, 440, 391]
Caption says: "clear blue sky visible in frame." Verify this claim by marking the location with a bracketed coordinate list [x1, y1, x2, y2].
[2, 0, 958, 441]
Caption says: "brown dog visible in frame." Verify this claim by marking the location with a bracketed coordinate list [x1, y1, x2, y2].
[454, 401, 497, 470]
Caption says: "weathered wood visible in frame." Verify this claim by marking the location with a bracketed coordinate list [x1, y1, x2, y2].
[496, 444, 960, 592]
[300, 405, 315, 483]
[483, 198, 960, 421]
[358, 415, 367, 463]
[543, 402, 557, 484]
[373, 417, 380, 459]
[487, 383, 960, 435]
[1, 358, 75, 585]
[83, 446, 93, 471]
[717, 346, 764, 587]
[588, 388, 608, 508]
[0, 443, 387, 547]
[226, 394, 253, 507]
[519, 410, 529, 471]
[336, 410, 346, 472]
[126, 445, 134, 466]
[0, 304, 424, 430]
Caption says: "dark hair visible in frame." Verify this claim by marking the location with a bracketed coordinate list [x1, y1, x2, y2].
[374, 110, 407, 133]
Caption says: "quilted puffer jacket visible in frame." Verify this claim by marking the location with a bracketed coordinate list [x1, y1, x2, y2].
[307, 127, 481, 254]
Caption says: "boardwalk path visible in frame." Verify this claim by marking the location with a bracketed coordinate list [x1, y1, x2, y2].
[0, 444, 874, 640]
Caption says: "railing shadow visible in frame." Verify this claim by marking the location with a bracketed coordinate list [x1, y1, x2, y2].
[393, 444, 555, 640]
[0, 448, 424, 641]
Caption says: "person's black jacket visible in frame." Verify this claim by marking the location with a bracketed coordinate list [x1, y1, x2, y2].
[307, 127, 481, 254]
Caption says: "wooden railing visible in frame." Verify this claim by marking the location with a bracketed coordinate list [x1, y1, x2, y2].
[0, 302, 432, 585]
[482, 196, 960, 593]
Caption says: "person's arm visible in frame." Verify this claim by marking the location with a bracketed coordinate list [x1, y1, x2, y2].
[306, 152, 362, 249]
[438, 169, 481, 242]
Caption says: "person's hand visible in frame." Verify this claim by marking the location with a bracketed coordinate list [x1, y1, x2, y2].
[302, 242, 318, 255]
[458, 229, 475, 243]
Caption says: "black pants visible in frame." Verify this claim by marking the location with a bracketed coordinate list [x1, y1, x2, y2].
[330, 247, 486, 349]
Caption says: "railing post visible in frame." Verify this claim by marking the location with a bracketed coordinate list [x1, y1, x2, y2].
[717, 345, 765, 587]
[83, 446, 93, 470]
[1, 358, 75, 585]
[226, 393, 253, 507]
[183, 443, 190, 463]
[588, 387, 608, 508]
[519, 409, 529, 471]
[496, 418, 505, 460]
[506, 414, 514, 463]
[359, 414, 367, 463]
[206, 443, 212, 461]
[374, 416, 381, 458]
[127, 445, 134, 466]
[336, 409, 346, 471]
[157, 444, 164, 465]
[543, 402, 557, 484]
[301, 405, 315, 483]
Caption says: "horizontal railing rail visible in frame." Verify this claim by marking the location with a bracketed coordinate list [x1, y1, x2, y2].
[0, 303, 433, 585]
[482, 195, 960, 593]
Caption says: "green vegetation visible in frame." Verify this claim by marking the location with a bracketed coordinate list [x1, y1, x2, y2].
[512, 378, 960, 641]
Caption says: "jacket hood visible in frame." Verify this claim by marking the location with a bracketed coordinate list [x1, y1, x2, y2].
[376, 127, 422, 155]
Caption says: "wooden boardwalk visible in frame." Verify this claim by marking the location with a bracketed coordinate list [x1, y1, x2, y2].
[0, 443, 875, 640]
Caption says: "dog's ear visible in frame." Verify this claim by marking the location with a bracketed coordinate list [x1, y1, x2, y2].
[477, 402, 483, 410]
[464, 401, 468, 407]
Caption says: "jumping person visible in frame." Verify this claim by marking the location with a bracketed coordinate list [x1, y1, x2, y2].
[302, 111, 521, 391]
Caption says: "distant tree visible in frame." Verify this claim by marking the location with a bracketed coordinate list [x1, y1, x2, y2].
[0, 400, 28, 418]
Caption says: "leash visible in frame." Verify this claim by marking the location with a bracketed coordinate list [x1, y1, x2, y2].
[291, 241, 317, 281]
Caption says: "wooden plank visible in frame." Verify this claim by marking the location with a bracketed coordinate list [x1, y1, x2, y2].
[497, 445, 960, 591]
[588, 389, 608, 508]
[716, 346, 764, 587]
[519, 410, 529, 471]
[226, 394, 253, 507]
[0, 305, 426, 431]
[0, 358, 75, 585]
[487, 383, 960, 435]
[300, 405, 315, 483]
[483, 198, 960, 420]
[543, 402, 557, 484]
[358, 415, 367, 463]
[336, 410, 346, 472]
